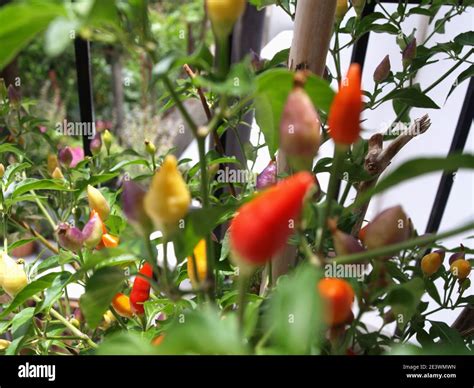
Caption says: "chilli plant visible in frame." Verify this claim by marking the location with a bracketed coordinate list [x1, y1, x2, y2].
[0, 0, 473, 356]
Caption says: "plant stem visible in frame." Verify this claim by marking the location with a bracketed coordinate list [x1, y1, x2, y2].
[333, 221, 474, 265]
[162, 76, 198, 136]
[30, 190, 56, 230]
[389, 48, 473, 128]
[2, 212, 7, 253]
[33, 295, 97, 349]
[198, 136, 215, 296]
[162, 74, 216, 298]
[217, 36, 230, 79]
[316, 145, 346, 253]
[237, 274, 249, 333]
[339, 180, 352, 206]
[162, 239, 170, 292]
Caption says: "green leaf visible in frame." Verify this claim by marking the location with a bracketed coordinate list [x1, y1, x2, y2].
[86, 0, 120, 29]
[79, 267, 125, 329]
[446, 65, 474, 101]
[0, 273, 60, 318]
[263, 48, 290, 69]
[8, 238, 37, 252]
[382, 87, 439, 109]
[454, 31, 474, 46]
[195, 61, 255, 97]
[6, 307, 35, 355]
[44, 17, 79, 57]
[40, 272, 72, 313]
[248, 0, 280, 9]
[424, 278, 442, 305]
[255, 69, 334, 157]
[0, 0, 66, 70]
[109, 158, 149, 172]
[171, 204, 236, 260]
[96, 331, 158, 355]
[153, 45, 213, 78]
[0, 143, 27, 160]
[155, 307, 247, 355]
[35, 255, 60, 274]
[4, 162, 31, 187]
[265, 264, 322, 354]
[429, 321, 466, 347]
[384, 278, 424, 330]
[12, 178, 72, 198]
[355, 154, 474, 206]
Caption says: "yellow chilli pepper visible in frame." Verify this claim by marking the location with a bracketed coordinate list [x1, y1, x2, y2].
[100, 310, 116, 330]
[47, 154, 59, 175]
[87, 185, 111, 221]
[335, 0, 348, 23]
[0, 339, 11, 351]
[144, 155, 191, 232]
[0, 254, 28, 297]
[103, 130, 113, 153]
[187, 239, 207, 287]
[206, 0, 246, 41]
[51, 167, 64, 180]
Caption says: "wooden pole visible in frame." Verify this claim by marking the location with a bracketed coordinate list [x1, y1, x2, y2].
[289, 0, 337, 75]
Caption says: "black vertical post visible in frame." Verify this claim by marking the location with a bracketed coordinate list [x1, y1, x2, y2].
[224, 4, 266, 164]
[74, 38, 95, 156]
[350, 1, 376, 69]
[425, 77, 474, 234]
[336, 1, 376, 200]
[214, 4, 266, 240]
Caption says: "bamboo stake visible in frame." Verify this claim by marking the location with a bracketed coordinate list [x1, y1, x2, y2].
[289, 0, 337, 75]
[270, 0, 336, 282]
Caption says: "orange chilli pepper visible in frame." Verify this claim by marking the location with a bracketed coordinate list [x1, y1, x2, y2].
[328, 63, 362, 145]
[112, 293, 133, 318]
[318, 278, 355, 326]
[102, 233, 120, 248]
[230, 172, 315, 268]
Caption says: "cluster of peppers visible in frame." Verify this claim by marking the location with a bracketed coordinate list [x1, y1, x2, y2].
[57, 185, 119, 252]
[55, 0, 471, 334]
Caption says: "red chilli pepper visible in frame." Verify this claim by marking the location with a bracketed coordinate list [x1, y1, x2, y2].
[328, 63, 362, 146]
[130, 263, 153, 315]
[229, 172, 315, 267]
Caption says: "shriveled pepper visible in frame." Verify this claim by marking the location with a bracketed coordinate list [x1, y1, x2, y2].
[280, 72, 321, 171]
[187, 239, 207, 287]
[130, 262, 153, 315]
[230, 172, 315, 269]
[328, 63, 362, 146]
[112, 293, 133, 318]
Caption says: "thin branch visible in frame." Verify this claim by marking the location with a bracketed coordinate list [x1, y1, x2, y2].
[183, 64, 237, 197]
[351, 115, 432, 236]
